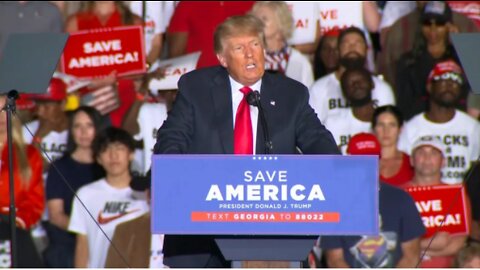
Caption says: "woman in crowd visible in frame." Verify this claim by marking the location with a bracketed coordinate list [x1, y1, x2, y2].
[395, 2, 469, 120]
[65, 1, 142, 127]
[0, 95, 44, 267]
[250, 1, 314, 87]
[43, 106, 106, 267]
[313, 28, 339, 80]
[372, 105, 414, 186]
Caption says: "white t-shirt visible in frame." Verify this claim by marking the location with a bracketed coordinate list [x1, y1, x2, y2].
[68, 179, 149, 268]
[129, 1, 175, 55]
[324, 108, 372, 154]
[398, 111, 480, 184]
[317, 1, 375, 71]
[285, 47, 314, 88]
[23, 120, 68, 163]
[134, 102, 169, 173]
[309, 72, 395, 124]
[286, 1, 320, 45]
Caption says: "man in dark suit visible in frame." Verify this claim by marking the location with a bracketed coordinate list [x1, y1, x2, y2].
[154, 15, 340, 268]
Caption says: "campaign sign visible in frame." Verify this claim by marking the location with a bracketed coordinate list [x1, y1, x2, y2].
[152, 155, 379, 235]
[61, 25, 146, 78]
[405, 185, 470, 238]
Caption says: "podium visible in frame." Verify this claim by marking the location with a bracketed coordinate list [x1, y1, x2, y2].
[151, 155, 379, 267]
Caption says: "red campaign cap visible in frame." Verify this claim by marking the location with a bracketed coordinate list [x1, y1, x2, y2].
[427, 60, 463, 85]
[16, 94, 36, 110]
[25, 78, 67, 102]
[347, 133, 381, 156]
[324, 27, 341, 37]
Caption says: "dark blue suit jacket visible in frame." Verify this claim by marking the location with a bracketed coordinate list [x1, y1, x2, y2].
[153, 66, 340, 267]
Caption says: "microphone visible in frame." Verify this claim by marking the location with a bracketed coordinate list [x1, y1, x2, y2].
[246, 90, 273, 154]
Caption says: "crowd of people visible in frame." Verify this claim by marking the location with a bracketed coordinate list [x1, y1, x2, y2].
[0, 0, 480, 268]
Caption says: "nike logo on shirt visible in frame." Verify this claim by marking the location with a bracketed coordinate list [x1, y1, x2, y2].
[97, 209, 140, 225]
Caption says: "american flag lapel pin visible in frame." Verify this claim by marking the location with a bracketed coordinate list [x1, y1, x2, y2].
[270, 100, 276, 106]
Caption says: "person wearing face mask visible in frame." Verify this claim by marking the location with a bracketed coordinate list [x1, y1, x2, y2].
[309, 26, 395, 124]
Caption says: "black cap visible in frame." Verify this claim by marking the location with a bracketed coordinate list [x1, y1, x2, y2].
[421, 1, 452, 25]
[130, 169, 151, 191]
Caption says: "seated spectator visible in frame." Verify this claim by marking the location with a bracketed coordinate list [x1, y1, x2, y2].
[309, 26, 394, 124]
[313, 29, 339, 80]
[65, 1, 142, 128]
[396, 1, 471, 120]
[105, 169, 165, 268]
[24, 78, 69, 166]
[320, 133, 425, 268]
[167, 1, 254, 68]
[324, 67, 376, 154]
[43, 106, 106, 267]
[68, 127, 149, 267]
[398, 60, 480, 184]
[404, 136, 468, 268]
[378, 1, 477, 92]
[250, 1, 314, 87]
[0, 94, 44, 267]
[454, 242, 480, 268]
[372, 105, 414, 186]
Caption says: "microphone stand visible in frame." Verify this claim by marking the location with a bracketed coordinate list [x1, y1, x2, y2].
[4, 90, 18, 268]
[247, 91, 273, 154]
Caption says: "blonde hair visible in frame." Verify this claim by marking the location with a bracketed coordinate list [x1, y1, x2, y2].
[214, 15, 265, 54]
[12, 114, 31, 185]
[251, 1, 294, 40]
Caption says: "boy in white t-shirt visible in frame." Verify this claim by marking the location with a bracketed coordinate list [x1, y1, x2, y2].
[68, 127, 149, 268]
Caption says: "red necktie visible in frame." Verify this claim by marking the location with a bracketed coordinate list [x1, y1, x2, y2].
[234, 86, 253, 154]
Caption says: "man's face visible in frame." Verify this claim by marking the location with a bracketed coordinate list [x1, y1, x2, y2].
[97, 142, 133, 178]
[338, 32, 367, 69]
[36, 100, 64, 123]
[341, 71, 373, 107]
[411, 145, 444, 179]
[216, 33, 265, 86]
[428, 78, 462, 108]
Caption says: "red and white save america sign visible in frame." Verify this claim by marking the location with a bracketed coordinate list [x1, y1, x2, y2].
[405, 184, 470, 238]
[61, 25, 146, 78]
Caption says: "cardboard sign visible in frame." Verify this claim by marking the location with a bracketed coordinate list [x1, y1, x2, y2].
[405, 185, 470, 238]
[286, 2, 319, 45]
[61, 25, 146, 78]
[148, 52, 201, 91]
[152, 155, 379, 235]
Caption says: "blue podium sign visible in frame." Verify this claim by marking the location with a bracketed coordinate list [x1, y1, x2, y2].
[151, 155, 379, 235]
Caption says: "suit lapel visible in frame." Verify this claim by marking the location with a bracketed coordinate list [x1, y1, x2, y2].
[211, 68, 234, 154]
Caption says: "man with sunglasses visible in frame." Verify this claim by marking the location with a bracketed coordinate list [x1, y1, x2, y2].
[398, 60, 480, 185]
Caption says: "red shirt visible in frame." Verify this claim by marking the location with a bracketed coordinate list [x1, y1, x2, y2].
[168, 1, 255, 68]
[0, 145, 44, 229]
[380, 152, 414, 187]
[74, 9, 137, 127]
